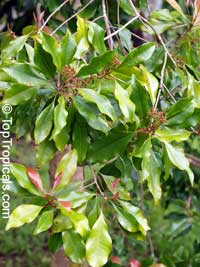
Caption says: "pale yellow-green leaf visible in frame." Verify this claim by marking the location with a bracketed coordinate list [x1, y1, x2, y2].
[86, 212, 112, 267]
[164, 142, 194, 185]
[6, 205, 43, 230]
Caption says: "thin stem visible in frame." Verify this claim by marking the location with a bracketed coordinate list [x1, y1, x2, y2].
[104, 15, 140, 41]
[89, 165, 105, 197]
[51, 0, 94, 35]
[102, 0, 114, 49]
[93, 15, 104, 22]
[154, 52, 168, 109]
[40, 0, 69, 30]
[128, 0, 176, 66]
[163, 83, 176, 103]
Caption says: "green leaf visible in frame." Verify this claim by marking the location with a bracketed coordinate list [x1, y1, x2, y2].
[74, 96, 111, 134]
[144, 150, 162, 203]
[119, 0, 135, 15]
[87, 126, 133, 163]
[115, 82, 136, 122]
[80, 88, 116, 121]
[2, 84, 38, 105]
[118, 28, 132, 52]
[48, 233, 62, 253]
[119, 200, 150, 235]
[34, 102, 54, 144]
[74, 16, 89, 59]
[40, 31, 76, 70]
[133, 138, 162, 203]
[33, 210, 53, 235]
[137, 65, 159, 105]
[40, 31, 60, 70]
[34, 42, 56, 79]
[88, 21, 106, 54]
[131, 76, 148, 119]
[6, 205, 43, 230]
[62, 230, 85, 264]
[52, 213, 73, 233]
[77, 51, 115, 77]
[72, 115, 88, 163]
[117, 42, 155, 70]
[60, 31, 76, 67]
[155, 127, 191, 142]
[10, 163, 42, 196]
[54, 149, 78, 191]
[86, 212, 112, 267]
[164, 142, 194, 185]
[3, 63, 48, 86]
[58, 191, 95, 208]
[2, 35, 28, 60]
[187, 74, 200, 108]
[36, 139, 57, 167]
[54, 126, 70, 152]
[166, 97, 194, 126]
[51, 96, 68, 139]
[113, 204, 138, 232]
[61, 208, 90, 237]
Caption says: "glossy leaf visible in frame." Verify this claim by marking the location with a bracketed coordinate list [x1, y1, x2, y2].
[117, 43, 155, 70]
[87, 127, 133, 163]
[2, 35, 28, 60]
[34, 102, 54, 144]
[3, 63, 48, 86]
[80, 88, 116, 121]
[54, 149, 78, 191]
[2, 84, 38, 105]
[113, 204, 138, 232]
[155, 127, 191, 142]
[138, 65, 159, 105]
[52, 213, 73, 233]
[86, 212, 112, 267]
[60, 31, 76, 67]
[62, 230, 85, 264]
[164, 142, 194, 185]
[61, 208, 90, 237]
[119, 200, 150, 235]
[77, 51, 115, 77]
[10, 163, 42, 196]
[88, 21, 106, 54]
[33, 210, 53, 235]
[34, 42, 56, 79]
[51, 96, 68, 139]
[115, 82, 136, 122]
[72, 115, 88, 163]
[36, 139, 57, 167]
[6, 205, 43, 230]
[58, 191, 95, 208]
[74, 96, 111, 134]
[75, 16, 89, 59]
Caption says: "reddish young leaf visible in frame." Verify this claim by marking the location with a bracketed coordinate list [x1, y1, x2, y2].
[111, 256, 121, 265]
[59, 201, 71, 211]
[27, 167, 43, 191]
[129, 258, 141, 267]
[52, 172, 62, 189]
[112, 178, 120, 189]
